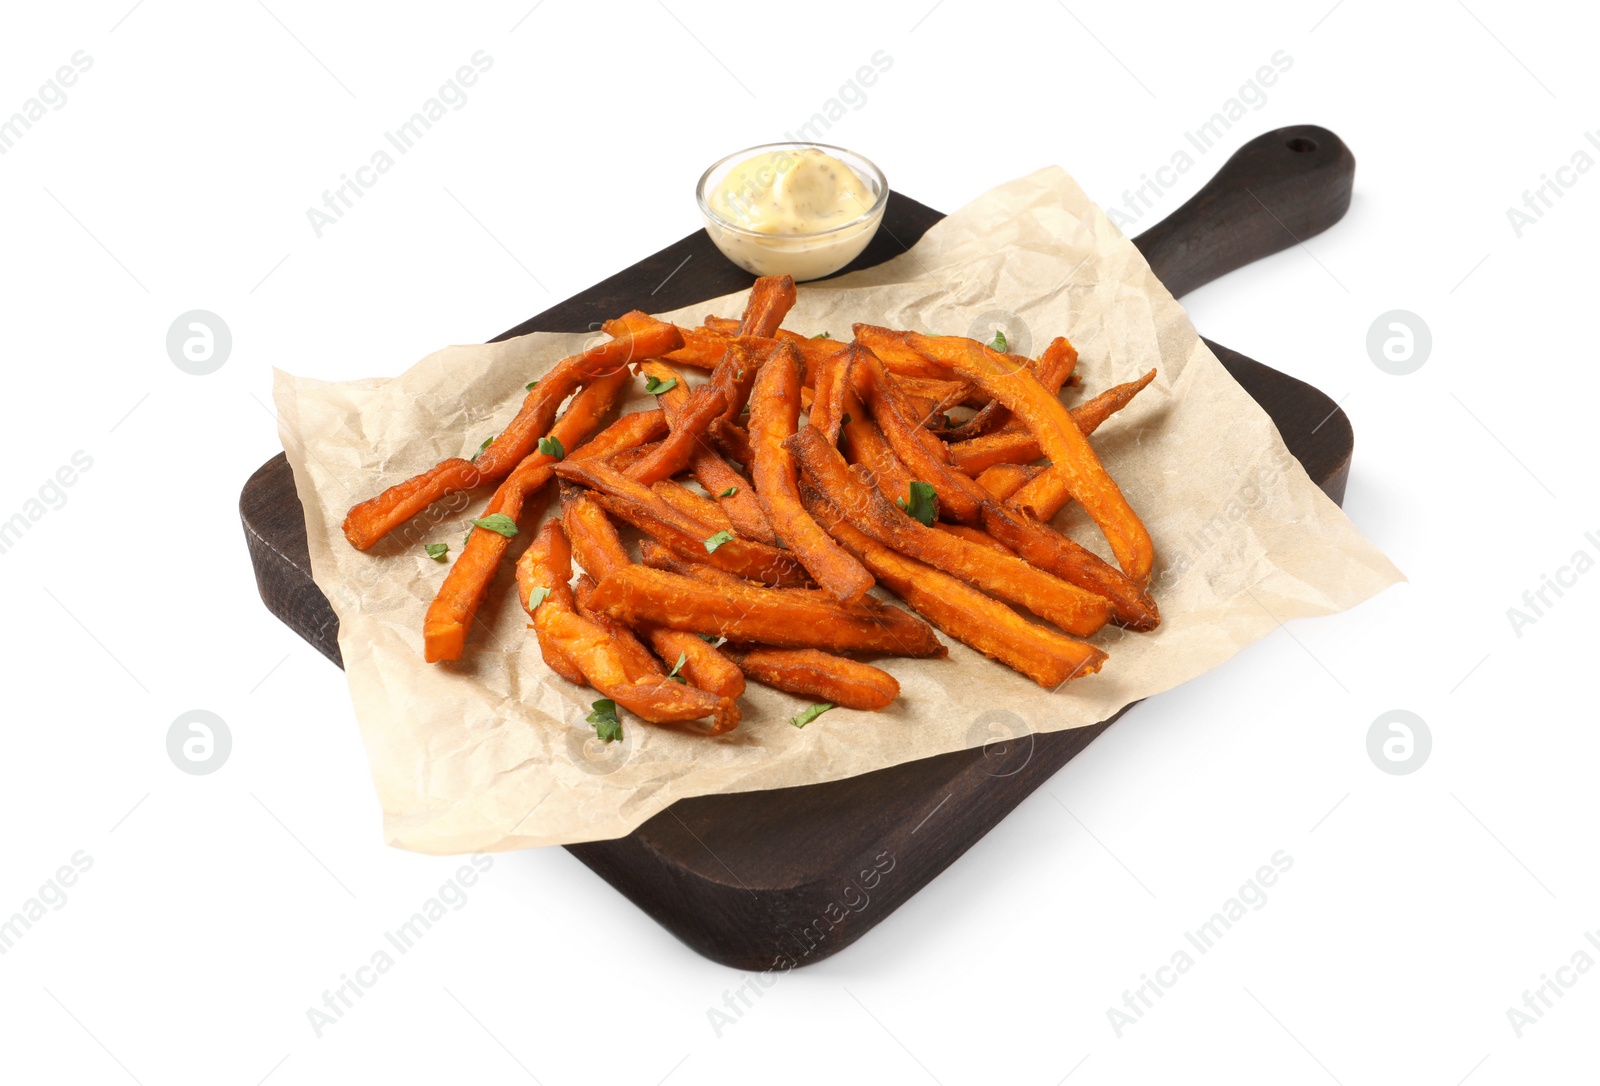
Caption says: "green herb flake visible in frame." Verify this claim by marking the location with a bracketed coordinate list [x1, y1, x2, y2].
[525, 586, 551, 610]
[790, 702, 834, 729]
[899, 481, 938, 527]
[813, 331, 832, 340]
[470, 513, 519, 538]
[643, 374, 678, 396]
[988, 329, 1008, 353]
[666, 652, 688, 684]
[537, 435, 565, 460]
[424, 543, 449, 561]
[471, 434, 495, 462]
[698, 633, 725, 645]
[525, 380, 539, 391]
[717, 486, 738, 498]
[703, 530, 735, 553]
[587, 699, 622, 742]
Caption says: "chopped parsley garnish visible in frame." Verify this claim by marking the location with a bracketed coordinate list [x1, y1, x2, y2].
[790, 702, 834, 729]
[643, 374, 678, 396]
[424, 543, 449, 561]
[988, 330, 1008, 353]
[525, 586, 551, 610]
[471, 434, 495, 462]
[813, 331, 832, 340]
[537, 435, 565, 460]
[587, 699, 622, 742]
[703, 530, 735, 553]
[470, 513, 519, 538]
[666, 652, 688, 684]
[896, 481, 938, 527]
[718, 486, 738, 498]
[525, 380, 539, 391]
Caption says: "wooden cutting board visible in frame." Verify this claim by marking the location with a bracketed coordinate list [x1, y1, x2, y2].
[242, 126, 1356, 970]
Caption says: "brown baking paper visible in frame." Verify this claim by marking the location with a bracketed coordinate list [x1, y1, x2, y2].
[273, 167, 1402, 854]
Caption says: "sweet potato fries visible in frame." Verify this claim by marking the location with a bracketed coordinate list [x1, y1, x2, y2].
[342, 275, 1160, 737]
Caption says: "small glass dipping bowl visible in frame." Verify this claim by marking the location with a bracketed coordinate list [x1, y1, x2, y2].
[696, 142, 889, 282]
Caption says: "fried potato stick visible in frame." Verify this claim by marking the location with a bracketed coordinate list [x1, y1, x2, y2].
[651, 480, 734, 532]
[722, 646, 899, 711]
[708, 342, 763, 425]
[573, 573, 665, 683]
[801, 485, 1107, 687]
[840, 398, 917, 502]
[852, 324, 954, 380]
[637, 547, 845, 603]
[946, 369, 1156, 475]
[809, 367, 1157, 629]
[934, 522, 1019, 556]
[787, 427, 1111, 637]
[636, 542, 814, 600]
[689, 443, 772, 542]
[554, 458, 811, 588]
[945, 429, 1041, 476]
[421, 369, 641, 662]
[341, 460, 485, 554]
[651, 327, 842, 373]
[1009, 368, 1159, 520]
[749, 344, 874, 601]
[561, 489, 745, 699]
[807, 343, 858, 444]
[738, 275, 798, 337]
[980, 503, 1160, 631]
[344, 315, 681, 550]
[622, 384, 728, 485]
[709, 420, 755, 466]
[587, 565, 946, 657]
[896, 375, 989, 411]
[638, 360, 777, 545]
[975, 462, 1044, 501]
[541, 640, 589, 687]
[653, 287, 777, 479]
[637, 538, 716, 578]
[515, 521, 738, 733]
[654, 325, 734, 370]
[940, 335, 1079, 441]
[852, 345, 991, 524]
[911, 331, 1154, 581]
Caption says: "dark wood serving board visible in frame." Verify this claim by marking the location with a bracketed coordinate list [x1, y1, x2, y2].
[243, 126, 1356, 970]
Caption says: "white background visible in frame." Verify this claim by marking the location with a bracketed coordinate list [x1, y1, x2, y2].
[1, 1, 1595, 1083]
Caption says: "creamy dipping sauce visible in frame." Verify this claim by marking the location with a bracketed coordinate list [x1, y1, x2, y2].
[709, 148, 876, 234]
[699, 146, 886, 281]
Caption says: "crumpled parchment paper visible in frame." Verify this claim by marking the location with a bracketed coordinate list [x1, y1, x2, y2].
[273, 166, 1402, 854]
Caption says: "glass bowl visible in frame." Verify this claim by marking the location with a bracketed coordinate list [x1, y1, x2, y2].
[696, 142, 889, 282]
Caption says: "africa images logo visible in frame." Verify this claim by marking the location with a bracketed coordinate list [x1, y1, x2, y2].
[0, 51, 93, 156]
[305, 51, 494, 238]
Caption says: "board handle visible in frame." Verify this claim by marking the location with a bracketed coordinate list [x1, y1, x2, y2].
[1132, 125, 1355, 299]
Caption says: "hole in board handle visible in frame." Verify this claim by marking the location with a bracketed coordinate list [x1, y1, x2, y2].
[1286, 137, 1318, 153]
